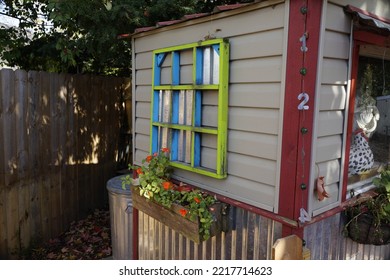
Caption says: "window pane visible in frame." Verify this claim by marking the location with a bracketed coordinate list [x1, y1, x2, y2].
[348, 48, 390, 185]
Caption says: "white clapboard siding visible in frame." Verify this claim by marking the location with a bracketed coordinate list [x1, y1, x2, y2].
[200, 147, 217, 170]
[321, 58, 349, 85]
[229, 107, 279, 135]
[317, 111, 344, 137]
[135, 85, 152, 102]
[135, 134, 150, 152]
[134, 118, 150, 135]
[230, 57, 283, 83]
[201, 105, 218, 127]
[326, 1, 351, 33]
[227, 153, 277, 186]
[311, 183, 341, 215]
[318, 85, 346, 111]
[229, 28, 284, 60]
[133, 2, 285, 53]
[174, 168, 276, 211]
[132, 1, 287, 210]
[179, 65, 193, 84]
[135, 69, 153, 85]
[310, 1, 352, 215]
[316, 159, 341, 186]
[200, 134, 217, 149]
[229, 83, 281, 109]
[135, 102, 150, 119]
[160, 67, 172, 85]
[316, 135, 343, 163]
[323, 30, 350, 59]
[228, 131, 278, 161]
[135, 52, 153, 69]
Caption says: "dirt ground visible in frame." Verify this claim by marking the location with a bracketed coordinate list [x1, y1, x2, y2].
[22, 209, 112, 260]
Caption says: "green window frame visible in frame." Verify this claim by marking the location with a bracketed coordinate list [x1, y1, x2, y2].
[150, 38, 229, 179]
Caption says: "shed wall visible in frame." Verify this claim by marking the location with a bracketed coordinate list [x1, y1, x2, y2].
[309, 1, 352, 215]
[132, 0, 287, 211]
[310, 0, 390, 216]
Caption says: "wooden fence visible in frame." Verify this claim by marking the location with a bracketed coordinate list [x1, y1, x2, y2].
[0, 69, 131, 259]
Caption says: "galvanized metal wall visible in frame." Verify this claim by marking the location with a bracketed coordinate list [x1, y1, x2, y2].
[304, 212, 390, 260]
[139, 206, 390, 260]
[138, 206, 282, 260]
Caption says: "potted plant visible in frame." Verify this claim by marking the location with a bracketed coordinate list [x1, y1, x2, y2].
[343, 169, 390, 245]
[121, 148, 224, 243]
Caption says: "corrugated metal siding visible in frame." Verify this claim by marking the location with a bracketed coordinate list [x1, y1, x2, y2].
[132, 1, 288, 211]
[138, 206, 282, 260]
[330, 0, 390, 19]
[304, 213, 390, 260]
[138, 205, 390, 260]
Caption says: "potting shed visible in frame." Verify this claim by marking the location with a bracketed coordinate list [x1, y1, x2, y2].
[129, 0, 390, 259]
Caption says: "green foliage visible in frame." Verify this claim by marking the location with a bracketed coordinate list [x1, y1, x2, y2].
[122, 147, 172, 198]
[121, 148, 217, 241]
[1, 0, 248, 75]
[372, 169, 390, 222]
[343, 168, 390, 243]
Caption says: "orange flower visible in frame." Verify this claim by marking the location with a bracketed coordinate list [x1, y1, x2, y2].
[162, 181, 172, 190]
[136, 167, 143, 175]
[194, 197, 201, 204]
[161, 147, 170, 153]
[146, 155, 153, 162]
[179, 209, 187, 217]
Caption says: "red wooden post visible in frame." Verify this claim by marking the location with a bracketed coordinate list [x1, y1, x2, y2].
[279, 0, 323, 237]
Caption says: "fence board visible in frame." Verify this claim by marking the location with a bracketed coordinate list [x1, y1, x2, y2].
[0, 189, 7, 257]
[50, 72, 62, 237]
[5, 184, 19, 259]
[18, 182, 31, 254]
[59, 73, 71, 229]
[15, 70, 29, 180]
[0, 70, 5, 188]
[38, 71, 52, 241]
[0, 69, 130, 259]
[26, 71, 42, 245]
[2, 69, 17, 186]
[66, 75, 78, 223]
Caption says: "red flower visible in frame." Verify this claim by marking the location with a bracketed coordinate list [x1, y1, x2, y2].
[136, 167, 143, 175]
[162, 181, 172, 190]
[161, 147, 170, 153]
[179, 209, 187, 217]
[146, 155, 153, 162]
[194, 197, 201, 204]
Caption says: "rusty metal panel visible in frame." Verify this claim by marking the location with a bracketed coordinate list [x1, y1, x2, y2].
[138, 206, 282, 260]
[304, 213, 390, 260]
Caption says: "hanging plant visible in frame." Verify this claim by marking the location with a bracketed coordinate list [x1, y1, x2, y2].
[343, 169, 390, 245]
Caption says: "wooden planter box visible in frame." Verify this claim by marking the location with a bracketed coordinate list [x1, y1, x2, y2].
[131, 186, 224, 243]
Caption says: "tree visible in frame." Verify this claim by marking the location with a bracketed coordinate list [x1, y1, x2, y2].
[0, 0, 247, 76]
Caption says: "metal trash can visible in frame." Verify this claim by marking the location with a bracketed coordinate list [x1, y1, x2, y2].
[106, 175, 133, 260]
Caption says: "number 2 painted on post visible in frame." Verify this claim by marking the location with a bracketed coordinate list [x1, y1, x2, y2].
[298, 92, 309, 110]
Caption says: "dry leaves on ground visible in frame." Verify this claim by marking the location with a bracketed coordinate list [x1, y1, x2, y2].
[27, 209, 112, 260]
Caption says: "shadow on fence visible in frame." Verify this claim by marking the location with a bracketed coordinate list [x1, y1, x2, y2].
[0, 69, 131, 259]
